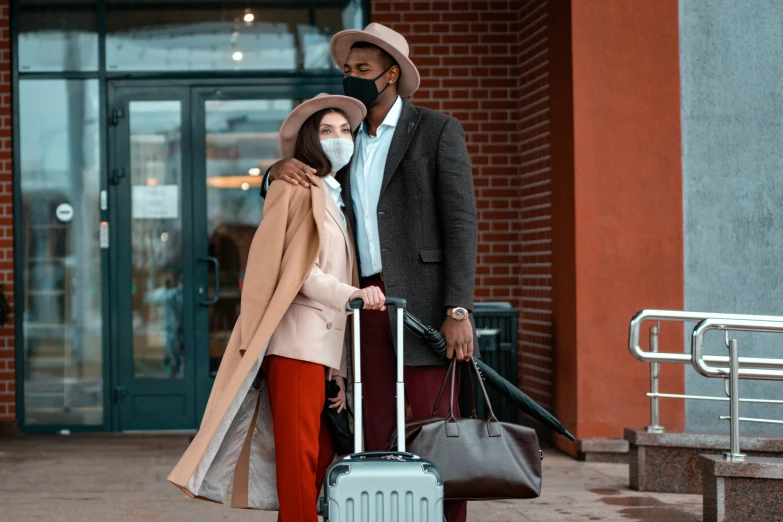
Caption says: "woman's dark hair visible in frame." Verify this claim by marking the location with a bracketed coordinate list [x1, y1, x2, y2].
[294, 107, 351, 178]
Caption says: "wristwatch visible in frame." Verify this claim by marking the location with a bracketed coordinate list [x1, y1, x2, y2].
[446, 307, 468, 321]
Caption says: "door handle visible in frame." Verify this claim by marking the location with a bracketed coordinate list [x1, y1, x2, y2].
[111, 167, 127, 186]
[199, 256, 220, 306]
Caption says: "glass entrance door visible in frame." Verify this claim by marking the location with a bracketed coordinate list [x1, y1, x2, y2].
[109, 83, 330, 430]
[109, 86, 196, 430]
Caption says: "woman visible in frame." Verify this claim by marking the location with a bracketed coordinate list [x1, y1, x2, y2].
[168, 94, 384, 521]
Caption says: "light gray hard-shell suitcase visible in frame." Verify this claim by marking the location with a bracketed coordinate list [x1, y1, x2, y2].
[319, 297, 445, 521]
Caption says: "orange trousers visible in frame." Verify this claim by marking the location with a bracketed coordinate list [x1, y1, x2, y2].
[264, 355, 335, 522]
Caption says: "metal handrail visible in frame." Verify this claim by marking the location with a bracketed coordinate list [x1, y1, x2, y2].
[628, 310, 783, 433]
[647, 393, 783, 405]
[692, 318, 783, 379]
[690, 317, 783, 462]
[629, 309, 783, 369]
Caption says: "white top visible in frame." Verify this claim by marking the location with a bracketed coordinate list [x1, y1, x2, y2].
[351, 95, 403, 277]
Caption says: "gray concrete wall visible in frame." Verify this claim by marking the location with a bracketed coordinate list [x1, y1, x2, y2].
[680, 0, 783, 435]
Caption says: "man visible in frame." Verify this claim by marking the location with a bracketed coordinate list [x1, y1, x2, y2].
[261, 23, 477, 521]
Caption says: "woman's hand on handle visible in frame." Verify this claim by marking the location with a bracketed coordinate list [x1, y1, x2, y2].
[349, 286, 386, 311]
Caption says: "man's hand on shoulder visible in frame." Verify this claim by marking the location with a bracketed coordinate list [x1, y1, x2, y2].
[269, 158, 316, 187]
[440, 315, 474, 362]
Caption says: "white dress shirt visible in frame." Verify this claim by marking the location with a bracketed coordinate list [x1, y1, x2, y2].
[352, 96, 403, 277]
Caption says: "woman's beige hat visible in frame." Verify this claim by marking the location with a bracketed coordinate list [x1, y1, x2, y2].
[330, 23, 421, 98]
[278, 93, 366, 158]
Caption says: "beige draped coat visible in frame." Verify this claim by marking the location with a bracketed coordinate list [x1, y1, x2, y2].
[168, 174, 356, 510]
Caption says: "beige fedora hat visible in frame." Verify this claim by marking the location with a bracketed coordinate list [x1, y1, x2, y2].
[278, 93, 366, 158]
[331, 23, 421, 98]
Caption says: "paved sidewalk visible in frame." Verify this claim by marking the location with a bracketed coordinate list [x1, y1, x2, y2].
[0, 435, 701, 521]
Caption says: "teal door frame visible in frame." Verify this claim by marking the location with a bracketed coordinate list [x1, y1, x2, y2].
[108, 84, 197, 431]
[107, 78, 341, 431]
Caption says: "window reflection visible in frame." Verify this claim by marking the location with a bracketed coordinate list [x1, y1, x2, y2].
[18, 0, 99, 72]
[105, 0, 365, 71]
[129, 101, 185, 380]
[19, 80, 102, 425]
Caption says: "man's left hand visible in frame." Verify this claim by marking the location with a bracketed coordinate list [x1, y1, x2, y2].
[440, 317, 474, 361]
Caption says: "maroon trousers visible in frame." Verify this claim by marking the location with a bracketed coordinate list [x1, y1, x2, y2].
[360, 280, 467, 522]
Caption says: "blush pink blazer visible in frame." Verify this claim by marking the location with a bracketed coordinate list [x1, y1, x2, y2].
[266, 177, 357, 377]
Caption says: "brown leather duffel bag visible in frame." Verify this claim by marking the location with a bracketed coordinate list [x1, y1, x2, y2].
[390, 359, 543, 500]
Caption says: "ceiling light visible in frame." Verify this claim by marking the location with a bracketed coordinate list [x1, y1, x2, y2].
[244, 12, 255, 23]
[249, 167, 261, 176]
[233, 51, 244, 61]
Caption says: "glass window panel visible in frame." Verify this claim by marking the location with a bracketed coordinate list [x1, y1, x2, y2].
[204, 98, 294, 376]
[18, 1, 99, 72]
[306, 7, 359, 68]
[105, 0, 365, 72]
[19, 80, 102, 426]
[129, 101, 184, 380]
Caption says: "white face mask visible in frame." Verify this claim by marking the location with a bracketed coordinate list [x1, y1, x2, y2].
[321, 137, 354, 173]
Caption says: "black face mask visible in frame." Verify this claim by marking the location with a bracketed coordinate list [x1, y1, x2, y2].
[343, 65, 393, 109]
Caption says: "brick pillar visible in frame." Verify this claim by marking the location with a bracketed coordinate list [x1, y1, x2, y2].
[0, 0, 14, 427]
[516, 0, 556, 410]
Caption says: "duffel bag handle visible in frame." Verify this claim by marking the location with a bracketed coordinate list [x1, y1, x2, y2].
[470, 358, 501, 437]
[433, 359, 501, 438]
[432, 359, 478, 419]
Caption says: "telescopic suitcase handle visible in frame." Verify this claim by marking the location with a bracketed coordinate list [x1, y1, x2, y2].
[347, 297, 407, 310]
[346, 451, 418, 460]
[346, 296, 407, 454]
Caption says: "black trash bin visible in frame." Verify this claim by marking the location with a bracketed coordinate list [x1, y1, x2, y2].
[458, 302, 519, 423]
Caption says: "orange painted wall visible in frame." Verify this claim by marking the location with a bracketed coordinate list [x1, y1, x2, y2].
[553, 0, 684, 451]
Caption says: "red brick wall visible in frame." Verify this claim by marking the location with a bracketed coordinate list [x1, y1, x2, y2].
[515, 0, 554, 409]
[371, 1, 555, 408]
[0, 1, 14, 423]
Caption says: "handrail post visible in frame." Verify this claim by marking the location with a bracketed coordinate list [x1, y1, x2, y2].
[646, 326, 664, 433]
[724, 339, 745, 462]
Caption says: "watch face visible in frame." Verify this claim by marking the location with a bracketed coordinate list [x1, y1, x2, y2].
[453, 308, 467, 320]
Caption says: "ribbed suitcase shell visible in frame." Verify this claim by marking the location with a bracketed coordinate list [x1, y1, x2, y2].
[322, 455, 444, 521]
[320, 298, 445, 521]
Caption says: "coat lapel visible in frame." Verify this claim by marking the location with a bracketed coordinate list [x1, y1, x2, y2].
[322, 178, 351, 257]
[381, 99, 421, 197]
[344, 207, 359, 282]
[308, 173, 326, 244]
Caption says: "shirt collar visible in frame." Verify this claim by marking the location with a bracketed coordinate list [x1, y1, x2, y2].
[323, 174, 342, 192]
[361, 96, 403, 135]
